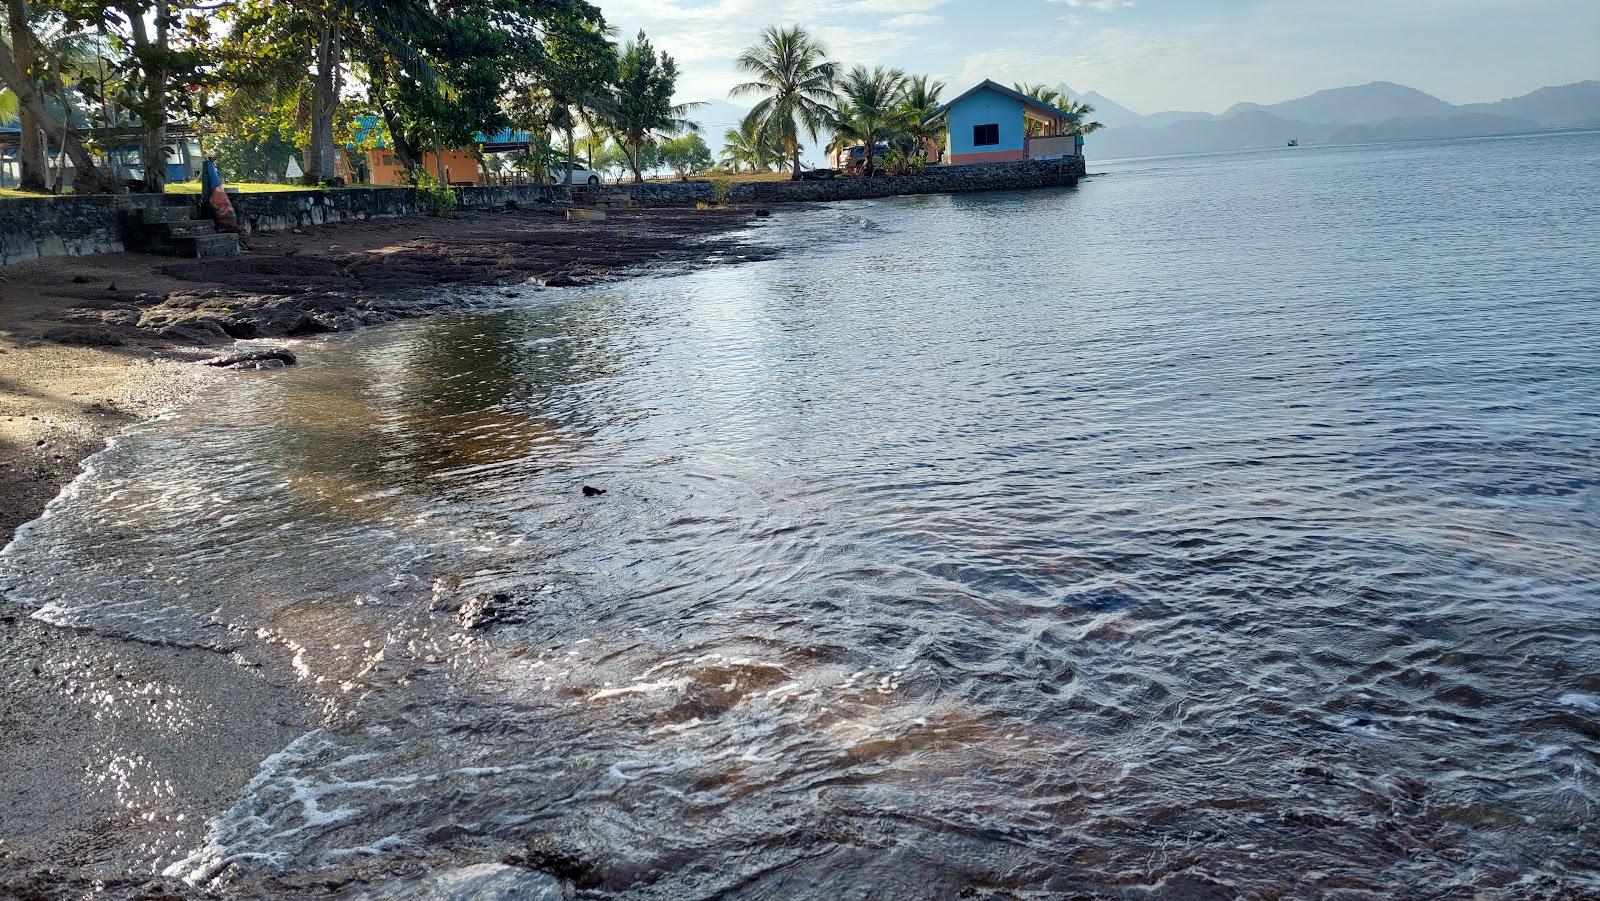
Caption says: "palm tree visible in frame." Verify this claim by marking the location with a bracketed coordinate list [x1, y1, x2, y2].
[720, 117, 777, 172]
[895, 74, 944, 161]
[832, 65, 906, 176]
[1056, 95, 1105, 136]
[1013, 82, 1105, 136]
[730, 25, 836, 179]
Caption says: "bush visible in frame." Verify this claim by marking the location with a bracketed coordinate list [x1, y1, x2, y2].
[405, 171, 457, 216]
[709, 172, 732, 208]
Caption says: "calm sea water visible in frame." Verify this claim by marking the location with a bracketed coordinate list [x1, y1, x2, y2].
[5, 131, 1600, 898]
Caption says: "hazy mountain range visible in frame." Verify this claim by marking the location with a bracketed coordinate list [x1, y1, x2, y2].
[687, 80, 1597, 166]
[1065, 80, 1600, 160]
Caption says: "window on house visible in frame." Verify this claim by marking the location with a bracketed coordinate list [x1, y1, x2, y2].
[973, 123, 1000, 147]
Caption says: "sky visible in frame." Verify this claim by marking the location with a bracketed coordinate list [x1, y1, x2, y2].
[597, 0, 1600, 121]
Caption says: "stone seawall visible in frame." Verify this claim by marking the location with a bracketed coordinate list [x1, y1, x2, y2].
[224, 185, 570, 234]
[0, 184, 571, 267]
[609, 159, 1083, 208]
[0, 195, 139, 266]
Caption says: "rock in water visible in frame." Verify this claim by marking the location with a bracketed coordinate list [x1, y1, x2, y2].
[199, 349, 298, 369]
[582, 485, 606, 497]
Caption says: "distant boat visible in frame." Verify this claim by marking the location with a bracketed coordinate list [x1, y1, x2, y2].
[1286, 139, 1300, 147]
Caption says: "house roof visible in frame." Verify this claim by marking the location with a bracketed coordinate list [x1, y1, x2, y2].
[923, 79, 1080, 126]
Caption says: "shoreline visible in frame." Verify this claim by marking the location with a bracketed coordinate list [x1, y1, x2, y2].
[0, 204, 770, 548]
[0, 205, 769, 897]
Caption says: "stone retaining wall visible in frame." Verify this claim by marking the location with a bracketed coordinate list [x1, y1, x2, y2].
[229, 184, 570, 234]
[0, 195, 136, 266]
[0, 184, 571, 267]
[614, 159, 1083, 208]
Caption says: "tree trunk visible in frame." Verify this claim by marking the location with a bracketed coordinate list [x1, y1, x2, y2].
[630, 141, 642, 184]
[17, 107, 47, 193]
[432, 135, 445, 183]
[307, 21, 340, 183]
[368, 62, 421, 173]
[0, 14, 115, 194]
[5, 0, 46, 192]
[562, 128, 575, 185]
[790, 142, 800, 180]
[128, 2, 171, 193]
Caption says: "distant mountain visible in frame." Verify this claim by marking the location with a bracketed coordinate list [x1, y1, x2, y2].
[1223, 81, 1456, 125]
[1328, 114, 1544, 145]
[1460, 81, 1600, 126]
[690, 99, 751, 134]
[1068, 87, 1143, 128]
[1089, 110, 1337, 160]
[1082, 80, 1598, 160]
[1055, 84, 1212, 129]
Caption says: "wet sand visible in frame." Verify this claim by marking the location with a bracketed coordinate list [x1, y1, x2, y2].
[0, 205, 766, 898]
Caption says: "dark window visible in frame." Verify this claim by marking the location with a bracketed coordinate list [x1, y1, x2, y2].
[973, 123, 1000, 147]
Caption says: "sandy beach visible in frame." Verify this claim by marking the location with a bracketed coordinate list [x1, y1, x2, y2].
[0, 205, 766, 898]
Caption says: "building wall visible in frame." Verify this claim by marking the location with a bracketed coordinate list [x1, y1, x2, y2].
[946, 90, 1025, 163]
[367, 149, 482, 186]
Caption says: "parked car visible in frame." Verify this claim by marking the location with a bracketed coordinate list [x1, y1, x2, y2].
[547, 162, 603, 186]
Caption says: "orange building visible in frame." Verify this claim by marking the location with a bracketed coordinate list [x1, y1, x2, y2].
[365, 148, 482, 186]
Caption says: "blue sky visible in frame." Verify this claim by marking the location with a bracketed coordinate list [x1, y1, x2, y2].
[599, 0, 1600, 115]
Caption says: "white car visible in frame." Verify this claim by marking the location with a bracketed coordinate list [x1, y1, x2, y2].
[548, 163, 603, 187]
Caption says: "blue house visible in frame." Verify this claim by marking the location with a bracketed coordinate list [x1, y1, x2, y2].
[924, 80, 1082, 165]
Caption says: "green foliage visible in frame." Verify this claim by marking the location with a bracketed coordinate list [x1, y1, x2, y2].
[708, 171, 731, 207]
[831, 65, 907, 175]
[1013, 82, 1104, 136]
[730, 25, 836, 179]
[408, 170, 456, 215]
[608, 30, 698, 184]
[660, 132, 711, 179]
[719, 116, 783, 172]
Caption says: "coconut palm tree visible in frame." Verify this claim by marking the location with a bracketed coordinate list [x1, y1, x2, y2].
[1013, 82, 1104, 136]
[730, 25, 836, 179]
[831, 65, 906, 176]
[894, 74, 944, 161]
[1056, 95, 1105, 136]
[720, 116, 779, 172]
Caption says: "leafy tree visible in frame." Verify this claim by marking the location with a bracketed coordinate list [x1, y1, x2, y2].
[729, 25, 835, 179]
[659, 131, 709, 179]
[831, 64, 905, 176]
[0, 0, 116, 192]
[607, 29, 696, 184]
[530, 16, 615, 185]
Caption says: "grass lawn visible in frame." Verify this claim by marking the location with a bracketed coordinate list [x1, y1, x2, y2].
[164, 181, 337, 194]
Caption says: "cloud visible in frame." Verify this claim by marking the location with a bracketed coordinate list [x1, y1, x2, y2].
[884, 13, 942, 27]
[1052, 0, 1134, 9]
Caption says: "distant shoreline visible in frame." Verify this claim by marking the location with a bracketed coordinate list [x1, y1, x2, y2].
[1094, 124, 1600, 166]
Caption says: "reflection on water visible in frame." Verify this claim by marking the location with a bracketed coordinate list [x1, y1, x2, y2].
[5, 131, 1600, 898]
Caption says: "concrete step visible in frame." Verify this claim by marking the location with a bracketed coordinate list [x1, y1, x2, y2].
[142, 204, 202, 224]
[153, 219, 217, 238]
[172, 233, 239, 258]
